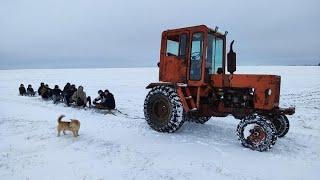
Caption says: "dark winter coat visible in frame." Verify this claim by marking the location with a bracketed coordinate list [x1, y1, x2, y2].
[64, 87, 76, 97]
[19, 87, 26, 96]
[41, 87, 52, 99]
[63, 84, 70, 93]
[38, 85, 45, 95]
[52, 88, 62, 96]
[69, 87, 77, 96]
[104, 93, 115, 109]
[27, 87, 35, 95]
[40, 86, 47, 96]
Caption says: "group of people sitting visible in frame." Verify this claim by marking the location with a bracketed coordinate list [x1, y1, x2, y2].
[19, 82, 115, 110]
[19, 84, 36, 96]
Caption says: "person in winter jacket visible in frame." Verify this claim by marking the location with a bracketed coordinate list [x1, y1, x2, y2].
[63, 83, 71, 93]
[102, 89, 116, 109]
[52, 85, 63, 103]
[93, 90, 104, 104]
[19, 84, 27, 96]
[93, 90, 110, 109]
[71, 86, 91, 107]
[38, 82, 45, 96]
[70, 84, 77, 95]
[41, 84, 52, 99]
[26, 84, 35, 96]
[62, 83, 71, 106]
[64, 84, 76, 106]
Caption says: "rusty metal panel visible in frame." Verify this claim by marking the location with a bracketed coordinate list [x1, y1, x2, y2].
[211, 74, 281, 110]
[211, 75, 223, 87]
[159, 30, 189, 83]
[160, 56, 187, 82]
[177, 87, 190, 112]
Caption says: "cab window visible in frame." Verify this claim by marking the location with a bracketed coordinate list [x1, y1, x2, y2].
[166, 34, 188, 59]
[206, 34, 224, 75]
[189, 32, 203, 80]
[215, 38, 223, 73]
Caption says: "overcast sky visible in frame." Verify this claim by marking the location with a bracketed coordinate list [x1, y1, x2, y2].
[0, 0, 319, 69]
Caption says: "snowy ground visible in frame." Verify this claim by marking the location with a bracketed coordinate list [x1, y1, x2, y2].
[0, 66, 319, 180]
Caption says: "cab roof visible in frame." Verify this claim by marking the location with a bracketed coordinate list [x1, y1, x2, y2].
[163, 25, 226, 36]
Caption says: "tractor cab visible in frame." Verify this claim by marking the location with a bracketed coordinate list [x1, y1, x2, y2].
[158, 25, 229, 85]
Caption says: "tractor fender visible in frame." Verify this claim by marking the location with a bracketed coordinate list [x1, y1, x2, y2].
[146, 82, 175, 89]
[273, 107, 295, 115]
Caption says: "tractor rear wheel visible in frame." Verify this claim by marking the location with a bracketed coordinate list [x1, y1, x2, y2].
[184, 114, 211, 124]
[237, 115, 277, 151]
[272, 115, 290, 138]
[144, 86, 184, 133]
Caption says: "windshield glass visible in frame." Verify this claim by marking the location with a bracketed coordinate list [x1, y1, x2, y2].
[206, 34, 224, 75]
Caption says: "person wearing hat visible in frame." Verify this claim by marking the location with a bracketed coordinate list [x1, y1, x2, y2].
[19, 84, 27, 96]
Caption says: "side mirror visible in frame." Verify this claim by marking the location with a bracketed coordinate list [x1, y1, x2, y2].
[227, 40, 236, 74]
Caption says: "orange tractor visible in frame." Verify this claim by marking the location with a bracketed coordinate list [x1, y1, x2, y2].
[144, 25, 295, 151]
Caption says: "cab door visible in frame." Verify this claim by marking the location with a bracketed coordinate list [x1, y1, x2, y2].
[205, 34, 225, 83]
[188, 32, 204, 84]
[159, 31, 189, 83]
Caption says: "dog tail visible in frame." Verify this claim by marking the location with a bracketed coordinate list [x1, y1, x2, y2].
[58, 115, 65, 123]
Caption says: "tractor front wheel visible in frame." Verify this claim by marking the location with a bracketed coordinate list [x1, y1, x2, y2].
[144, 86, 184, 133]
[237, 115, 277, 151]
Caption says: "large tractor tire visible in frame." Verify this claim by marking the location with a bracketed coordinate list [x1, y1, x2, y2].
[144, 86, 184, 133]
[184, 114, 211, 124]
[237, 115, 277, 151]
[271, 115, 290, 138]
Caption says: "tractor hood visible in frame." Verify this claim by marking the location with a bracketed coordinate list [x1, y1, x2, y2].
[211, 74, 281, 110]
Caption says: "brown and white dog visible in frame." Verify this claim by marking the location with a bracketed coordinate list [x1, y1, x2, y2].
[57, 115, 80, 137]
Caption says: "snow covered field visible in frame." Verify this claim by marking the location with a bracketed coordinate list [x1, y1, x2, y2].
[0, 66, 319, 180]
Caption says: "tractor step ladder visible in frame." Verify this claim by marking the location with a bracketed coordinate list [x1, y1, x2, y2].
[177, 84, 197, 112]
